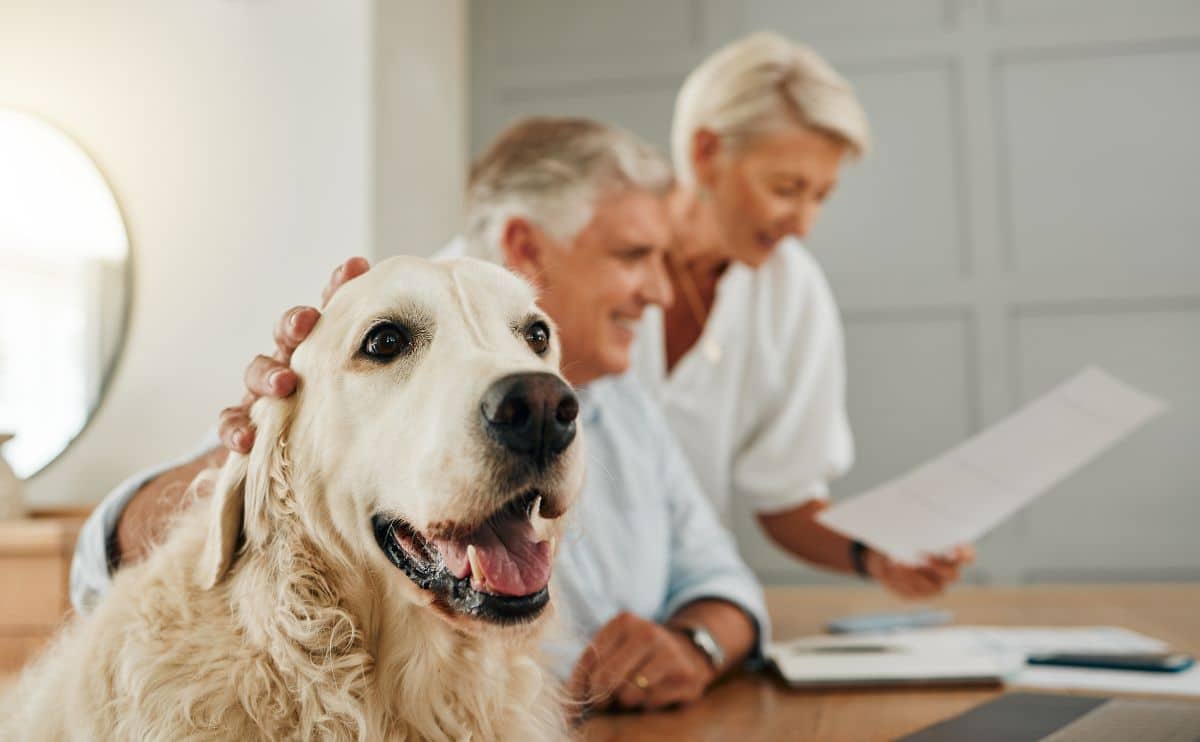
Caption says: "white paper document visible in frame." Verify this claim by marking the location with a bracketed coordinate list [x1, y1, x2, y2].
[1017, 663, 1200, 697]
[768, 626, 1200, 696]
[766, 629, 1027, 687]
[818, 367, 1166, 563]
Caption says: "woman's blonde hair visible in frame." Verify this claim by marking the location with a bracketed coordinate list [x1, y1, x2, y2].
[671, 31, 871, 187]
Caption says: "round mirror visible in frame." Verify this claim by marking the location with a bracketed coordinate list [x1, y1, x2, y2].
[0, 109, 132, 478]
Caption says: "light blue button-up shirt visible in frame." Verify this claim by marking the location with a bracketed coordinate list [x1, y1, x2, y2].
[549, 372, 768, 673]
[70, 372, 768, 677]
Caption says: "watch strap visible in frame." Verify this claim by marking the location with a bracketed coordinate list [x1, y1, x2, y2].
[850, 539, 871, 579]
[675, 623, 725, 670]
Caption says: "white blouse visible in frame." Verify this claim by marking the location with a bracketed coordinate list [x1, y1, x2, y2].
[632, 237, 854, 522]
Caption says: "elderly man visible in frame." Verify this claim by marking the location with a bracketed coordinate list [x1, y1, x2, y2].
[71, 118, 766, 711]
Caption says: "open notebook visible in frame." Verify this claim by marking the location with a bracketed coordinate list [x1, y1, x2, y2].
[766, 626, 1164, 689]
[767, 638, 1023, 688]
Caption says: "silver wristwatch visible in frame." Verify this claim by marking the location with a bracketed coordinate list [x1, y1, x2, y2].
[675, 623, 725, 670]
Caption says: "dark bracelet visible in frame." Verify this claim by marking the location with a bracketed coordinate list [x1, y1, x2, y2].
[850, 540, 871, 579]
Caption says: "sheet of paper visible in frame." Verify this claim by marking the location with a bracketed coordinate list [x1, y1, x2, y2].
[1015, 664, 1200, 698]
[817, 367, 1166, 563]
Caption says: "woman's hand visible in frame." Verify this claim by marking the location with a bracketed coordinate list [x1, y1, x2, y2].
[865, 545, 975, 600]
[218, 257, 371, 453]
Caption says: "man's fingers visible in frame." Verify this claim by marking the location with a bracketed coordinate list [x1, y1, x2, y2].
[617, 644, 686, 709]
[630, 652, 692, 709]
[644, 683, 682, 710]
[614, 678, 648, 710]
[272, 306, 319, 363]
[569, 624, 625, 706]
[219, 406, 254, 453]
[589, 633, 651, 702]
[645, 676, 702, 709]
[321, 256, 371, 307]
[245, 354, 297, 399]
[566, 656, 593, 707]
[587, 616, 663, 704]
[565, 661, 590, 708]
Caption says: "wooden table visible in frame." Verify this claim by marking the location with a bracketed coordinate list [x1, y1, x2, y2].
[580, 584, 1200, 741]
[0, 508, 89, 674]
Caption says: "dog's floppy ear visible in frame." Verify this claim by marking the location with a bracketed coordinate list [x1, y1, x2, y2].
[197, 399, 292, 589]
[197, 453, 249, 590]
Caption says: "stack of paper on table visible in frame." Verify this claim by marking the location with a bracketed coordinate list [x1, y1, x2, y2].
[767, 626, 1200, 696]
[767, 627, 1029, 688]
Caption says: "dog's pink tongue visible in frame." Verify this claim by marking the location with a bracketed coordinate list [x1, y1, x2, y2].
[434, 517, 551, 597]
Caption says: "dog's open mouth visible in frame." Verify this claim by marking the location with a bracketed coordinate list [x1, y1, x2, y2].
[371, 491, 556, 624]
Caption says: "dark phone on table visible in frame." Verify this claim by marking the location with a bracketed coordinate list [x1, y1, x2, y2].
[1027, 651, 1195, 673]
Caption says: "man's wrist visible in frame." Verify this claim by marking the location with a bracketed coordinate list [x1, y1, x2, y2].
[670, 622, 725, 674]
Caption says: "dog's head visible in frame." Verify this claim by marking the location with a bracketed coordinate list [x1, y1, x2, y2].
[198, 256, 585, 630]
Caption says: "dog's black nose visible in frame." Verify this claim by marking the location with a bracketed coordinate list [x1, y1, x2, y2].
[481, 372, 578, 462]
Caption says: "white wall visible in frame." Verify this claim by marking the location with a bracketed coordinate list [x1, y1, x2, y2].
[470, 0, 1200, 584]
[375, 0, 468, 258]
[0, 0, 374, 506]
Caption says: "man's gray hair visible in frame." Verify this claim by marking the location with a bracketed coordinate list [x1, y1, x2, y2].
[463, 118, 673, 262]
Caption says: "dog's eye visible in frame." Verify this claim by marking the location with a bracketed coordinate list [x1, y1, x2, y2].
[361, 323, 411, 360]
[524, 321, 551, 355]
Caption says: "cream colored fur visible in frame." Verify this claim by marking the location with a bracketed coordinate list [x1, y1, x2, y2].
[1, 256, 583, 741]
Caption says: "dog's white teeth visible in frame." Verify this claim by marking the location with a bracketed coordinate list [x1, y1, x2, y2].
[549, 535, 557, 555]
[467, 544, 487, 589]
[530, 497, 553, 542]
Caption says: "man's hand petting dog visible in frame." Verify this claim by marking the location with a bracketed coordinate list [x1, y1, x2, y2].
[220, 256, 371, 453]
[568, 612, 717, 712]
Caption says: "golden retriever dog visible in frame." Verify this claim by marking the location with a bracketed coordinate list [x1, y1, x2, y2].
[1, 256, 585, 741]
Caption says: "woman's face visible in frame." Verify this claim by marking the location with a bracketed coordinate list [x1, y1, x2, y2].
[703, 124, 848, 268]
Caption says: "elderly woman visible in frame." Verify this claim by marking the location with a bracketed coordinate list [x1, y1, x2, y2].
[633, 32, 972, 598]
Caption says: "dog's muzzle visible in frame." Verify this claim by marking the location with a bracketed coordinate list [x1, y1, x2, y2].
[370, 372, 579, 625]
[372, 491, 559, 625]
[480, 372, 578, 465]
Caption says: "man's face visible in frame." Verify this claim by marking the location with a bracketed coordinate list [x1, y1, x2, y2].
[523, 189, 673, 386]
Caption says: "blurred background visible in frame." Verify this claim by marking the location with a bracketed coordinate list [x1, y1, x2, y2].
[1, 0, 1196, 587]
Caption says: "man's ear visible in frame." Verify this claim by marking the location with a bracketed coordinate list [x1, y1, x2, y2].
[690, 127, 723, 190]
[196, 399, 291, 589]
[499, 217, 550, 288]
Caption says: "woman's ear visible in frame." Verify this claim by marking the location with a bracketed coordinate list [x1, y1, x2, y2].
[690, 127, 723, 190]
[197, 399, 292, 589]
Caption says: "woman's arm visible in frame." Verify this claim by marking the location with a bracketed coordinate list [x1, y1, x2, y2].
[758, 499, 974, 599]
